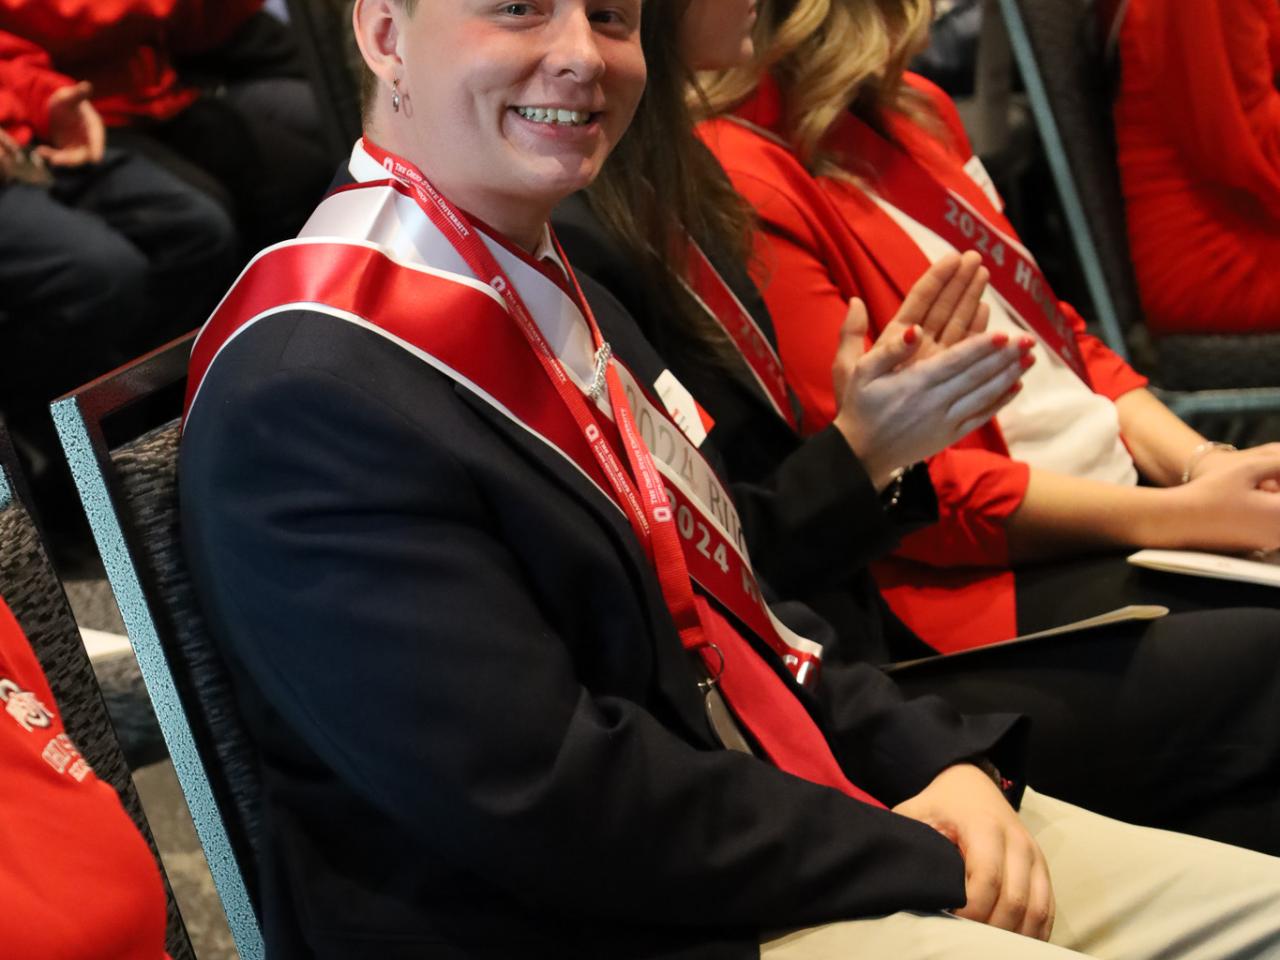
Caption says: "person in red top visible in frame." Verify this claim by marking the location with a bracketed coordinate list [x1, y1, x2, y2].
[0, 0, 333, 250]
[698, 0, 1280, 651]
[1114, 0, 1280, 336]
[0, 594, 170, 957]
[0, 27, 235, 403]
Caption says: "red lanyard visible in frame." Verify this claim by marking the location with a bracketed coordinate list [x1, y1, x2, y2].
[363, 138, 707, 647]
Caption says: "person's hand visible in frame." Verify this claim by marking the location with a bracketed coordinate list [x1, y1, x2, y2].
[1190, 442, 1280, 494]
[0, 127, 21, 183]
[1162, 448, 1280, 552]
[887, 250, 991, 364]
[36, 81, 105, 168]
[894, 763, 1055, 941]
[830, 281, 1032, 489]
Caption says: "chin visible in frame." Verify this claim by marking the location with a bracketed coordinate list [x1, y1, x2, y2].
[523, 156, 605, 199]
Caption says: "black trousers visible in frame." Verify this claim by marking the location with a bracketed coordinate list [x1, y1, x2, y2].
[892, 606, 1280, 854]
[0, 148, 237, 400]
[1014, 549, 1280, 634]
[111, 78, 336, 254]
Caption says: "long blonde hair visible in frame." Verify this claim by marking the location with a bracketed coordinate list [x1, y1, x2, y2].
[701, 0, 934, 177]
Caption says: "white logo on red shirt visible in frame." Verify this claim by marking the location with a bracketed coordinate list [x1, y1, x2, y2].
[0, 677, 54, 732]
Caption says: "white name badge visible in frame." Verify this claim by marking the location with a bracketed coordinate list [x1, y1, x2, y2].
[964, 155, 1004, 212]
[655, 368, 708, 448]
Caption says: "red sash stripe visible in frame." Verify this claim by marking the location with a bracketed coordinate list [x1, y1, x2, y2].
[681, 242, 798, 430]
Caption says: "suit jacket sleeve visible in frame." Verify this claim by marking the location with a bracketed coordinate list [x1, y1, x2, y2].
[556, 198, 937, 591]
[187, 326, 994, 930]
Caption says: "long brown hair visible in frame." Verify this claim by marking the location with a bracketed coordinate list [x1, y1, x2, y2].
[701, 0, 934, 178]
[584, 0, 754, 353]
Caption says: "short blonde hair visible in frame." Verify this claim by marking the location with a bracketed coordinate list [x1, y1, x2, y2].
[701, 0, 933, 178]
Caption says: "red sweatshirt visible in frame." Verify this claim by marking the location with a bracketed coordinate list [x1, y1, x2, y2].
[0, 30, 71, 145]
[0, 596, 169, 957]
[1115, 0, 1280, 334]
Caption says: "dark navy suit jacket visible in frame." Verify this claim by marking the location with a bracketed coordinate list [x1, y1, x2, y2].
[180, 221, 1023, 958]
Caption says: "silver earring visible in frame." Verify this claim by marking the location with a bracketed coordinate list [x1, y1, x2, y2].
[391, 80, 402, 113]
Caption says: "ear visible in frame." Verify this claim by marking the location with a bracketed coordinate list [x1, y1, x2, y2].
[353, 0, 404, 88]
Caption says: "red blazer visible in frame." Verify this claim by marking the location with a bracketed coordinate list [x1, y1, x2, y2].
[699, 75, 1147, 650]
[1115, 0, 1280, 335]
[0, 30, 71, 145]
[0, 597, 168, 957]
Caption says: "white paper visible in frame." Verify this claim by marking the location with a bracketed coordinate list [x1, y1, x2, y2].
[1127, 549, 1280, 588]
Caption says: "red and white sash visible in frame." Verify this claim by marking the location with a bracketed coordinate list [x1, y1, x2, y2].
[185, 142, 883, 806]
[680, 241, 799, 430]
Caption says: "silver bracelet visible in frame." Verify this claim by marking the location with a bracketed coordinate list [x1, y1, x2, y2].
[1181, 441, 1237, 484]
[881, 466, 908, 509]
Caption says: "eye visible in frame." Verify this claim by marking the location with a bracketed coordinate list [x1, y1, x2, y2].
[589, 2, 638, 29]
[501, 2, 533, 14]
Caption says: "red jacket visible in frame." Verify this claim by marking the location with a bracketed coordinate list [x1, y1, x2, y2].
[0, 596, 168, 957]
[1115, 0, 1280, 334]
[0, 0, 261, 127]
[0, 30, 71, 145]
[699, 75, 1147, 650]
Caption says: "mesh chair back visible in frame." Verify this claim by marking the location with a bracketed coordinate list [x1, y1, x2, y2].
[52, 335, 265, 960]
[997, 0, 1135, 358]
[0, 429, 194, 960]
[113, 421, 266, 868]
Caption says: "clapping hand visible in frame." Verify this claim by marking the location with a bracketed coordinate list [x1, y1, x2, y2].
[831, 255, 1032, 489]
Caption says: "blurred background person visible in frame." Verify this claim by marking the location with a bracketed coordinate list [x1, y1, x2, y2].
[1113, 0, 1280, 337]
[0, 28, 235, 562]
[0, 0, 336, 254]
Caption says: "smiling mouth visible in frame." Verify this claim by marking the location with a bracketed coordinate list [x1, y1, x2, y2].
[512, 106, 596, 127]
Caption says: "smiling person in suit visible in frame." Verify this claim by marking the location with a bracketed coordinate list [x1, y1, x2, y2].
[179, 0, 1280, 956]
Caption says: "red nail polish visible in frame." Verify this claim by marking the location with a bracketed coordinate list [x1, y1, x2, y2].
[1019, 337, 1035, 351]
[1011, 382, 1023, 393]
[904, 326, 918, 345]
[1020, 354, 1036, 369]
[992, 332, 1009, 348]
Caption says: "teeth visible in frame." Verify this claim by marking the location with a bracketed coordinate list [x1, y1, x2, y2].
[514, 106, 590, 126]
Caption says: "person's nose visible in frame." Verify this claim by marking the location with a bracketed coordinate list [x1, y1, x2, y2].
[544, 8, 606, 82]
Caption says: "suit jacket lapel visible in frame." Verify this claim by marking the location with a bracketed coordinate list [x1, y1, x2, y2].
[453, 385, 716, 745]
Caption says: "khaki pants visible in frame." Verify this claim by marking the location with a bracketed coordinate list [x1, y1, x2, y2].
[763, 789, 1280, 959]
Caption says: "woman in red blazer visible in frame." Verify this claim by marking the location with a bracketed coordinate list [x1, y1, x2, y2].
[1114, 0, 1280, 336]
[699, 0, 1280, 651]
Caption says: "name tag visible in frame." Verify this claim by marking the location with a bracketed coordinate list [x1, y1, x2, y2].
[964, 155, 1004, 212]
[655, 369, 708, 448]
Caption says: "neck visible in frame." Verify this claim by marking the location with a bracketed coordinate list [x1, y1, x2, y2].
[366, 113, 550, 253]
